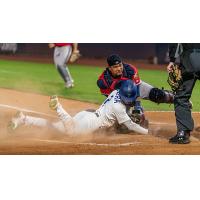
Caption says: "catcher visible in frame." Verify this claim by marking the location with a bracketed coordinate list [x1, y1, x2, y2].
[8, 80, 148, 135]
[48, 43, 81, 88]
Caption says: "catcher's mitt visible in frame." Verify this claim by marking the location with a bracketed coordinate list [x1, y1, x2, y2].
[167, 64, 183, 92]
[69, 51, 81, 63]
[128, 107, 149, 128]
[113, 106, 149, 134]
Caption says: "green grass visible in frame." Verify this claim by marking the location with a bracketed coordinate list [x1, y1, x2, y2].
[0, 59, 199, 111]
[0, 59, 106, 103]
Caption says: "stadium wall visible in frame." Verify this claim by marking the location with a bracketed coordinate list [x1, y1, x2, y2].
[1, 43, 169, 64]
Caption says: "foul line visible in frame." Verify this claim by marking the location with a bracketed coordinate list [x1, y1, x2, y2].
[146, 110, 200, 114]
[149, 122, 174, 125]
[31, 139, 142, 147]
[0, 104, 57, 118]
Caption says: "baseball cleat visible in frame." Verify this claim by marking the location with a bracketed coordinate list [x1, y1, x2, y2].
[8, 111, 25, 131]
[169, 130, 190, 144]
[49, 95, 59, 110]
[189, 100, 193, 110]
[65, 82, 74, 88]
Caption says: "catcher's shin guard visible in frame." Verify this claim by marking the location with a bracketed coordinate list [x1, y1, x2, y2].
[149, 88, 174, 104]
[163, 89, 174, 104]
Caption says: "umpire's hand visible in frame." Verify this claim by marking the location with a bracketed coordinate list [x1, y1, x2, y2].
[167, 62, 174, 73]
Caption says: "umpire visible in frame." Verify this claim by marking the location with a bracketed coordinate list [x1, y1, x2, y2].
[167, 43, 200, 144]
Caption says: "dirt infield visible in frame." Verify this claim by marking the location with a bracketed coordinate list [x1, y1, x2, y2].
[0, 88, 200, 155]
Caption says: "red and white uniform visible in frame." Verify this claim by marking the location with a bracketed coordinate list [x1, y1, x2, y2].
[53, 43, 74, 86]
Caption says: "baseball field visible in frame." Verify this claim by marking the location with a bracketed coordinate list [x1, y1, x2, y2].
[0, 59, 200, 154]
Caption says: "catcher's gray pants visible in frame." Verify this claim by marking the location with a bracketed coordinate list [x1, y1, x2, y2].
[139, 81, 154, 99]
[175, 50, 200, 132]
[54, 45, 74, 85]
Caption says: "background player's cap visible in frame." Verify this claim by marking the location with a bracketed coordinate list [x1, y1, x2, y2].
[107, 54, 122, 66]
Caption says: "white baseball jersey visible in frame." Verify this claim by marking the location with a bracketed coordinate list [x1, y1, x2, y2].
[71, 90, 131, 134]
[22, 90, 147, 135]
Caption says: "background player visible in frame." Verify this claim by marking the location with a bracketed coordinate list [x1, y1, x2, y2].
[8, 80, 148, 135]
[48, 43, 80, 88]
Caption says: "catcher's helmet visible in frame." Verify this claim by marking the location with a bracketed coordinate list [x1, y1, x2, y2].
[107, 54, 122, 66]
[119, 80, 138, 106]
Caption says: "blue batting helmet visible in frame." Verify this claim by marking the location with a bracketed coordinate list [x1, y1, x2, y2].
[119, 80, 138, 106]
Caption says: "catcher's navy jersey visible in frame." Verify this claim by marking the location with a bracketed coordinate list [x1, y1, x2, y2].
[97, 63, 141, 96]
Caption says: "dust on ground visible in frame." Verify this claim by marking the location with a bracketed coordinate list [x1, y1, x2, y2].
[0, 88, 200, 155]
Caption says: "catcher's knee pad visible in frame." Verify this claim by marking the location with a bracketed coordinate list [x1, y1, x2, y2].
[149, 88, 174, 104]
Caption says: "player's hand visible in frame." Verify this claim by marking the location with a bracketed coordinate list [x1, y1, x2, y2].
[48, 43, 55, 48]
[69, 50, 81, 63]
[72, 49, 80, 54]
[167, 62, 174, 73]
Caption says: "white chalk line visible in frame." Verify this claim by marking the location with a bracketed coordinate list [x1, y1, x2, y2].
[0, 104, 57, 118]
[32, 137, 194, 147]
[149, 122, 174, 125]
[146, 110, 200, 114]
[31, 139, 142, 147]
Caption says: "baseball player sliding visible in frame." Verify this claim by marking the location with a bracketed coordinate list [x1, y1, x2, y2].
[8, 80, 148, 135]
[49, 43, 80, 88]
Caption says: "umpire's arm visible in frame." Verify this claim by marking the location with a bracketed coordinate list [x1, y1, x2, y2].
[167, 43, 179, 72]
[169, 43, 179, 62]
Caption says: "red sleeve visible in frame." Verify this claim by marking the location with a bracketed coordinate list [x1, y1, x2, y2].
[54, 43, 72, 47]
[97, 72, 112, 96]
[129, 64, 141, 85]
[100, 88, 112, 96]
[100, 79, 124, 95]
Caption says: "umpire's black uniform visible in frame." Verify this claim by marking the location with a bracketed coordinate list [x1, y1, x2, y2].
[169, 43, 200, 144]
